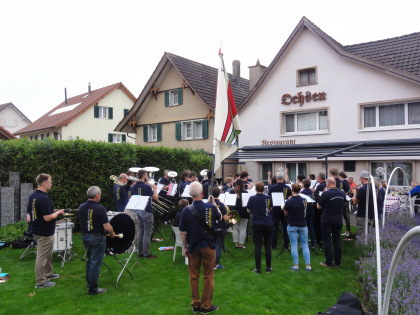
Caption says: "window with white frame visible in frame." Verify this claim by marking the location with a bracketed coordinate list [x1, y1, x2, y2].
[182, 120, 203, 140]
[284, 109, 328, 133]
[98, 106, 107, 119]
[149, 125, 158, 142]
[362, 101, 420, 129]
[371, 161, 412, 186]
[298, 68, 317, 86]
[3, 119, 15, 127]
[169, 90, 179, 106]
[112, 134, 122, 143]
[286, 162, 307, 183]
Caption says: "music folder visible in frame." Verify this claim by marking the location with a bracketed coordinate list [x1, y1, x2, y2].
[241, 192, 251, 207]
[224, 194, 237, 206]
[125, 195, 150, 211]
[181, 184, 191, 198]
[299, 193, 315, 203]
[271, 192, 285, 206]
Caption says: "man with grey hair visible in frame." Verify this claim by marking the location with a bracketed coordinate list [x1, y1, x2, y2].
[353, 171, 378, 235]
[268, 172, 292, 251]
[179, 182, 221, 314]
[79, 186, 116, 295]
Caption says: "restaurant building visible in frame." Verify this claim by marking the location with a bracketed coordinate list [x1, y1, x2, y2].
[235, 17, 420, 186]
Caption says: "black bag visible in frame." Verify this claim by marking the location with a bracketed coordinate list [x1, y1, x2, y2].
[188, 204, 215, 238]
[317, 292, 364, 315]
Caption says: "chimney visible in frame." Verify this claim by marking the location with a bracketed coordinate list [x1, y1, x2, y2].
[64, 88, 67, 105]
[248, 59, 267, 90]
[232, 60, 241, 79]
[88, 82, 91, 93]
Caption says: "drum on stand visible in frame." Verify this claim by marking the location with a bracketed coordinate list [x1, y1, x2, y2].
[54, 222, 74, 251]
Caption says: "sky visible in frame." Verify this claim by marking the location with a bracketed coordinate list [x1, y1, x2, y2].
[1, 0, 419, 122]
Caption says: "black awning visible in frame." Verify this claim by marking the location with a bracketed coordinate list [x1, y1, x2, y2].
[232, 138, 420, 160]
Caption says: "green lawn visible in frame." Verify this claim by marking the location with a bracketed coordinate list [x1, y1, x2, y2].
[0, 225, 360, 315]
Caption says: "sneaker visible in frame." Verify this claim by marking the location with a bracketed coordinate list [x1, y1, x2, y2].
[266, 267, 273, 273]
[290, 266, 299, 272]
[47, 273, 60, 280]
[145, 255, 158, 259]
[341, 232, 350, 236]
[88, 288, 107, 295]
[192, 306, 201, 314]
[214, 264, 225, 270]
[253, 268, 261, 274]
[201, 305, 218, 314]
[306, 267, 312, 272]
[320, 262, 333, 269]
[35, 281, 56, 289]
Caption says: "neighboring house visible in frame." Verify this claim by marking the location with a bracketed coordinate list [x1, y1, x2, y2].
[114, 52, 249, 175]
[0, 125, 16, 140]
[0, 102, 31, 135]
[236, 16, 420, 185]
[15, 83, 136, 143]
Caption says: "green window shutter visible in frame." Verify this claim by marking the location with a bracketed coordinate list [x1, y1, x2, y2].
[143, 125, 148, 142]
[124, 109, 129, 116]
[122, 134, 126, 142]
[108, 107, 113, 119]
[175, 122, 181, 140]
[202, 119, 208, 139]
[108, 133, 113, 143]
[178, 89, 183, 105]
[157, 124, 162, 141]
[94, 105, 99, 118]
[164, 91, 169, 107]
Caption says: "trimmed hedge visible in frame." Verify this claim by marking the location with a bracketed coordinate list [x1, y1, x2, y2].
[0, 138, 211, 211]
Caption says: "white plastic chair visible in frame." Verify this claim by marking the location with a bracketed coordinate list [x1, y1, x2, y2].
[409, 195, 420, 217]
[172, 226, 184, 262]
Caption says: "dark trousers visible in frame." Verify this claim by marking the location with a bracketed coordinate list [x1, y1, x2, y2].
[271, 209, 289, 249]
[253, 225, 273, 270]
[343, 201, 351, 233]
[188, 246, 215, 310]
[82, 234, 106, 294]
[214, 229, 227, 265]
[321, 222, 342, 267]
[314, 209, 323, 246]
[306, 212, 316, 247]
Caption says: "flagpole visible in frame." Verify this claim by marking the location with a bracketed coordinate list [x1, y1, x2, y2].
[210, 137, 217, 197]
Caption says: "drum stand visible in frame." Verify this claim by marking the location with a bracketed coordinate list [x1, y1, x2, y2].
[104, 244, 136, 287]
[57, 218, 77, 268]
[20, 241, 37, 260]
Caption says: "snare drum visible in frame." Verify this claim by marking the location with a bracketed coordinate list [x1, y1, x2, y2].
[54, 222, 74, 251]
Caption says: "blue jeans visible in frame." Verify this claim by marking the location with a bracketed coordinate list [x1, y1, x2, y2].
[214, 229, 227, 265]
[82, 234, 106, 294]
[287, 225, 310, 265]
[136, 211, 154, 256]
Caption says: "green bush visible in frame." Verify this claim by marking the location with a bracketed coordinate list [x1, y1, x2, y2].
[0, 220, 27, 241]
[0, 138, 211, 212]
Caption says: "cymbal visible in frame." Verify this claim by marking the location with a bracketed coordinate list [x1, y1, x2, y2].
[63, 213, 74, 217]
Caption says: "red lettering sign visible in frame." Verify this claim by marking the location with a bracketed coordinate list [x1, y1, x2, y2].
[281, 91, 326, 106]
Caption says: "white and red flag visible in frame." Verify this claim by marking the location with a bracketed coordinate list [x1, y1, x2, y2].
[213, 49, 241, 171]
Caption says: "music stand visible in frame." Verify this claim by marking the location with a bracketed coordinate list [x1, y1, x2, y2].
[106, 213, 136, 287]
[19, 231, 37, 260]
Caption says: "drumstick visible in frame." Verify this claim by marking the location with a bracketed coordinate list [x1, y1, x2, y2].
[106, 233, 124, 238]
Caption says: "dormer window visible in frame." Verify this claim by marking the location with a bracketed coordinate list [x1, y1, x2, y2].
[297, 67, 317, 86]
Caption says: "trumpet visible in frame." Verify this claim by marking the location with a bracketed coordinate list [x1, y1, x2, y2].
[346, 184, 363, 195]
[110, 175, 125, 186]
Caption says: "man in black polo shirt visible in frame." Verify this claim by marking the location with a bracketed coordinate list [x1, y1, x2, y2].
[179, 182, 221, 314]
[79, 186, 115, 295]
[317, 177, 346, 268]
[113, 173, 128, 212]
[313, 172, 327, 248]
[268, 172, 292, 251]
[27, 173, 65, 289]
[132, 169, 159, 259]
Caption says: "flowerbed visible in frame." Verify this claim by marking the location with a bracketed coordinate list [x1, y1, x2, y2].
[355, 213, 420, 314]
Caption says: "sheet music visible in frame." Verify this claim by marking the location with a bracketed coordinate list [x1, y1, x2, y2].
[181, 184, 191, 198]
[167, 183, 178, 196]
[157, 183, 164, 194]
[310, 180, 317, 189]
[299, 193, 315, 203]
[346, 195, 351, 201]
[125, 195, 150, 211]
[202, 199, 208, 204]
[219, 193, 226, 203]
[241, 192, 251, 207]
[247, 188, 257, 196]
[272, 192, 285, 206]
[224, 194, 237, 206]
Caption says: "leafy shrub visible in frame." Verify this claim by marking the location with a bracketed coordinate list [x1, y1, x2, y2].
[0, 221, 28, 241]
[0, 138, 212, 212]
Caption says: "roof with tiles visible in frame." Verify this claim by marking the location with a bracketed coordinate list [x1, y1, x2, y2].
[166, 52, 249, 107]
[15, 82, 136, 135]
[345, 32, 420, 76]
[0, 125, 16, 140]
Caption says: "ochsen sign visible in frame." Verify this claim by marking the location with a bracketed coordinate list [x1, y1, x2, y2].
[281, 91, 326, 106]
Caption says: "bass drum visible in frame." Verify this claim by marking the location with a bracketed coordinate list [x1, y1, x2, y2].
[106, 213, 135, 254]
